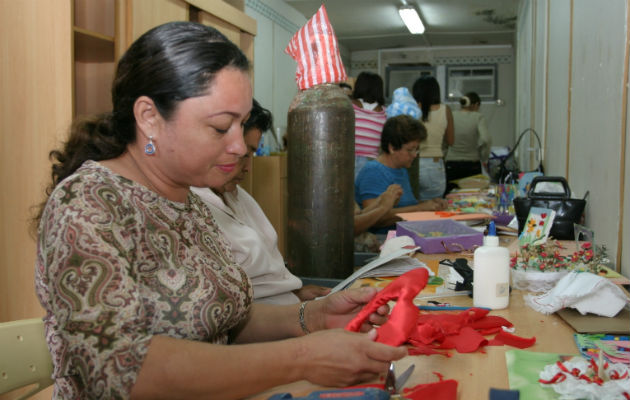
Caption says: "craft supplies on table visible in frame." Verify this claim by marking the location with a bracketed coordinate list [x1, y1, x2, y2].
[396, 210, 492, 223]
[574, 333, 630, 364]
[396, 219, 483, 254]
[473, 221, 510, 310]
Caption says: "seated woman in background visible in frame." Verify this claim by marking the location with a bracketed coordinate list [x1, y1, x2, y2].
[193, 99, 330, 304]
[386, 86, 422, 198]
[353, 183, 403, 252]
[445, 91, 492, 194]
[34, 22, 406, 399]
[355, 115, 447, 235]
[412, 76, 454, 200]
[352, 71, 387, 179]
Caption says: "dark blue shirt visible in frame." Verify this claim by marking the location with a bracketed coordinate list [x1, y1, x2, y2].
[355, 160, 418, 234]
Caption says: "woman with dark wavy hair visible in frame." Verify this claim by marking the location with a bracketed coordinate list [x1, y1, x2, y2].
[34, 22, 405, 399]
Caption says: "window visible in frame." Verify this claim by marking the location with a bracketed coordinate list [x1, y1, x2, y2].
[446, 65, 497, 102]
[384, 64, 436, 103]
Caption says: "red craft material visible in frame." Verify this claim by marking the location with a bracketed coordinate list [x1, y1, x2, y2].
[345, 268, 429, 346]
[403, 379, 458, 400]
[488, 330, 536, 349]
[440, 327, 488, 353]
[345, 268, 537, 354]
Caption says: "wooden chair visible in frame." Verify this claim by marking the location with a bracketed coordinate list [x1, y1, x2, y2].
[0, 318, 53, 399]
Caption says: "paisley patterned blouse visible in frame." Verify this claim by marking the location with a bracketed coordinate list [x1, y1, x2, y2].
[35, 161, 253, 399]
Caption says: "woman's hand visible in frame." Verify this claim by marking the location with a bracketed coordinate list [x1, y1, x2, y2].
[294, 285, 331, 301]
[292, 328, 407, 388]
[431, 198, 448, 210]
[378, 184, 403, 209]
[417, 198, 448, 211]
[307, 287, 389, 333]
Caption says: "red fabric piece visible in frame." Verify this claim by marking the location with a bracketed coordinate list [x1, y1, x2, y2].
[441, 326, 488, 353]
[488, 330, 536, 349]
[346, 269, 528, 355]
[407, 342, 448, 356]
[467, 315, 513, 330]
[345, 268, 429, 346]
[347, 377, 458, 400]
[403, 379, 458, 400]
[478, 327, 503, 335]
[410, 308, 498, 346]
[539, 372, 567, 384]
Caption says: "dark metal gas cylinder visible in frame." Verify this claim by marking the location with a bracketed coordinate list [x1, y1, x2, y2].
[287, 83, 355, 279]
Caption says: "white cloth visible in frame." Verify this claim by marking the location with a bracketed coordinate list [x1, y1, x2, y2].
[524, 271, 629, 317]
[359, 99, 379, 111]
[192, 186, 302, 305]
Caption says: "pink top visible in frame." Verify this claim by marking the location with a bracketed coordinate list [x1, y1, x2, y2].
[353, 103, 387, 158]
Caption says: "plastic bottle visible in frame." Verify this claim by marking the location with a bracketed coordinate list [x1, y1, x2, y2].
[473, 221, 510, 309]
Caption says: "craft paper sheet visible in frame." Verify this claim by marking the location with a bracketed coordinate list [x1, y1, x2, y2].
[506, 350, 576, 400]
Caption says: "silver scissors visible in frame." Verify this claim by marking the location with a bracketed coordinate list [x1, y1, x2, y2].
[384, 362, 415, 399]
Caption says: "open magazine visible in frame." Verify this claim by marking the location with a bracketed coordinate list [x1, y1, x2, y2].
[328, 246, 430, 294]
[348, 259, 473, 300]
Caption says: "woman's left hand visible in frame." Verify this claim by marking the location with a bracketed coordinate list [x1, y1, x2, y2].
[311, 287, 388, 332]
[294, 285, 332, 301]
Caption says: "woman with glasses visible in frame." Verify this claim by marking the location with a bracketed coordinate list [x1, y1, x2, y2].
[355, 115, 447, 235]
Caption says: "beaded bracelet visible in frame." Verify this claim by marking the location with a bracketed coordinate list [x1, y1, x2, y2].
[298, 301, 310, 334]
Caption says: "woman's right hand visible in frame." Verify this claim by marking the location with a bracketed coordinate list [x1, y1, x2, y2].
[378, 184, 403, 209]
[417, 198, 448, 211]
[294, 328, 407, 387]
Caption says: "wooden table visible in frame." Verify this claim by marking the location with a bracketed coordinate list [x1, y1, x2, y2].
[251, 289, 579, 399]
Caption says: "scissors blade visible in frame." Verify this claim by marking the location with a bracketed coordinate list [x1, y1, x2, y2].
[384, 363, 396, 394]
[394, 364, 415, 393]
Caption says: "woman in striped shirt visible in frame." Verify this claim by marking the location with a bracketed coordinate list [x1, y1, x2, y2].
[352, 71, 387, 178]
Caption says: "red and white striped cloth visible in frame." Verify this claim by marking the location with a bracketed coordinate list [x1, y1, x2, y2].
[354, 104, 387, 158]
[284, 5, 347, 90]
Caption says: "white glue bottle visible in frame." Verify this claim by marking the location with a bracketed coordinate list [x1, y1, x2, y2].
[473, 221, 510, 309]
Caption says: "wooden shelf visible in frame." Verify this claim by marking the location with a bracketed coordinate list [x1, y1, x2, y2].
[73, 27, 115, 117]
[74, 0, 115, 37]
[74, 27, 114, 63]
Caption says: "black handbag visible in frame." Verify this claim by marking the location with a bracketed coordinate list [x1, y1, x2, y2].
[492, 128, 544, 184]
[513, 176, 588, 240]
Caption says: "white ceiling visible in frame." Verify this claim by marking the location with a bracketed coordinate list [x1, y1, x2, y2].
[284, 0, 519, 52]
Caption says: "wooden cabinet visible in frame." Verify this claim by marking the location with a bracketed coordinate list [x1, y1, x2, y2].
[0, 3, 73, 397]
[73, 0, 118, 117]
[241, 155, 289, 258]
[189, 0, 256, 63]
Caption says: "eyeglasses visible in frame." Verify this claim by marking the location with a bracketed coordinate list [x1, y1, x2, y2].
[403, 147, 419, 155]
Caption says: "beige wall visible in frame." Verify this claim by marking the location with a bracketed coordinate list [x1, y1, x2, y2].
[516, 0, 630, 276]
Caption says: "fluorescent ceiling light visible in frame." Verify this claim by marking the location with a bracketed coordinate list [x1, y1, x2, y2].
[399, 6, 425, 34]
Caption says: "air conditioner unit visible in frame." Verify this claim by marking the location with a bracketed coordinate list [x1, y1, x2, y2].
[446, 65, 497, 102]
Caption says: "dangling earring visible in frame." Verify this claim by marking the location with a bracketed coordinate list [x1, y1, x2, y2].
[144, 136, 156, 155]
